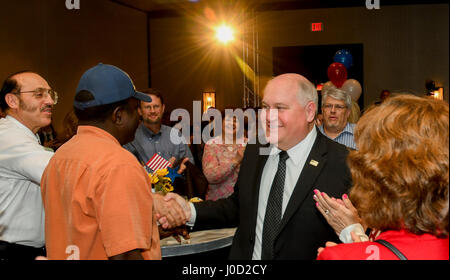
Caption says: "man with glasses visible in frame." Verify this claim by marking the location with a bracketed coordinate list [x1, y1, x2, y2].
[318, 88, 357, 150]
[0, 71, 56, 260]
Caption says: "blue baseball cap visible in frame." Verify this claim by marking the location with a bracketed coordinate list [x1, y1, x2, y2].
[74, 63, 151, 109]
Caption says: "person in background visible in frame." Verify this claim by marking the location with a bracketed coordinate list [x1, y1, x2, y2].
[202, 110, 247, 200]
[314, 112, 323, 127]
[59, 110, 79, 143]
[38, 124, 58, 151]
[189, 120, 209, 172]
[374, 89, 391, 105]
[318, 87, 356, 150]
[316, 94, 449, 260]
[124, 88, 193, 169]
[41, 64, 187, 260]
[0, 71, 56, 260]
[40, 110, 79, 152]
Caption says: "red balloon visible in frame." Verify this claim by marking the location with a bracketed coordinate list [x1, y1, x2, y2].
[327, 62, 347, 88]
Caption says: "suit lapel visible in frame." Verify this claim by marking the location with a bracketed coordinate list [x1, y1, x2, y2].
[249, 144, 270, 226]
[278, 132, 328, 235]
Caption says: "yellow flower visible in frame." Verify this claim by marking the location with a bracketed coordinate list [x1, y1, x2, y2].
[151, 176, 159, 184]
[148, 168, 174, 195]
[156, 169, 169, 177]
[163, 183, 174, 193]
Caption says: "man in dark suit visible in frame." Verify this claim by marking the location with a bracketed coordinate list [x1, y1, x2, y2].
[179, 73, 351, 260]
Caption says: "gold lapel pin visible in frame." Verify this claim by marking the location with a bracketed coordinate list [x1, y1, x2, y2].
[309, 160, 319, 166]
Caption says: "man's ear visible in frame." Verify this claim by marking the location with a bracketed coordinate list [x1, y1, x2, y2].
[5, 93, 19, 109]
[161, 104, 165, 114]
[111, 105, 124, 125]
[305, 101, 316, 123]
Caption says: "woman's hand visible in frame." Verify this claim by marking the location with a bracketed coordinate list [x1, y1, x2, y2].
[313, 189, 361, 236]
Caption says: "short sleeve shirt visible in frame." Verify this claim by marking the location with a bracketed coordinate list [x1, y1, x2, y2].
[41, 126, 161, 260]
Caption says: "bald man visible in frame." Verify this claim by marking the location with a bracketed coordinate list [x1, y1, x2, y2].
[178, 73, 352, 259]
[0, 71, 56, 260]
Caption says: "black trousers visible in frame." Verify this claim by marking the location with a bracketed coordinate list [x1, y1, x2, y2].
[0, 240, 46, 260]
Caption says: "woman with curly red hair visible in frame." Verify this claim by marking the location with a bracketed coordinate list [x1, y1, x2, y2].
[316, 94, 449, 260]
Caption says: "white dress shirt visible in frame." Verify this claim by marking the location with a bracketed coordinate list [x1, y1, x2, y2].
[252, 127, 317, 259]
[187, 128, 317, 259]
[0, 115, 54, 247]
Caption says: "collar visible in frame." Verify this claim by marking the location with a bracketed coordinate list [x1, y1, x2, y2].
[76, 125, 121, 146]
[319, 122, 354, 138]
[139, 123, 167, 138]
[269, 126, 317, 165]
[342, 122, 355, 135]
[5, 115, 41, 142]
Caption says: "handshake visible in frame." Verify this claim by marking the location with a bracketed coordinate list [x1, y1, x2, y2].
[153, 192, 193, 241]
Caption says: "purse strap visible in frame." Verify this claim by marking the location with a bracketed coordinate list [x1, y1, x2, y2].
[374, 239, 408, 260]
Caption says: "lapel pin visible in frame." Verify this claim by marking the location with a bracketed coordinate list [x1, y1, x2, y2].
[309, 160, 319, 167]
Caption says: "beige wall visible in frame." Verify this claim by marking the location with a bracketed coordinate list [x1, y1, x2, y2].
[0, 0, 148, 133]
[149, 15, 244, 116]
[1, 2, 448, 131]
[257, 4, 449, 107]
[149, 3, 449, 112]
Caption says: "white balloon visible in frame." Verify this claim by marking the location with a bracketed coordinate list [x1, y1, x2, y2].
[322, 81, 336, 93]
[341, 79, 362, 101]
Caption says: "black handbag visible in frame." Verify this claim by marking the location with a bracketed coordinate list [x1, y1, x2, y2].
[374, 239, 408, 260]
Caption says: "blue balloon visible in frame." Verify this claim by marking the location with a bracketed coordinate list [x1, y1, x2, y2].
[333, 49, 353, 69]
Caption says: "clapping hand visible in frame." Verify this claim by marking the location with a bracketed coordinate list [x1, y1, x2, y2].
[313, 189, 361, 236]
[169, 157, 190, 174]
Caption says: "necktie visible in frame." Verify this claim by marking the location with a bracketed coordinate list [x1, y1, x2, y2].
[261, 151, 289, 260]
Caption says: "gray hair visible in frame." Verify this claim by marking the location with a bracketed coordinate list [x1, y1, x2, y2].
[264, 73, 319, 115]
[322, 87, 352, 109]
[296, 76, 319, 114]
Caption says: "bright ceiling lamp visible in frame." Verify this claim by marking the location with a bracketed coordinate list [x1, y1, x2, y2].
[215, 24, 235, 44]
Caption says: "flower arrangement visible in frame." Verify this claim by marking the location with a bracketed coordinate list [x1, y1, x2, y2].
[149, 168, 174, 195]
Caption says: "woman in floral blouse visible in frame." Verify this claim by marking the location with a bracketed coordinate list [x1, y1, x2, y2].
[202, 112, 247, 201]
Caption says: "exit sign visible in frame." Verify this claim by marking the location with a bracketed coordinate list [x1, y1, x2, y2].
[311, 22, 323, 32]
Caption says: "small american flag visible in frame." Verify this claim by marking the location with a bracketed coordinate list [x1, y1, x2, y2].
[146, 153, 171, 172]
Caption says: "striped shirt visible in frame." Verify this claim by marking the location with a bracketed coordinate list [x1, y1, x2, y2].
[318, 122, 357, 150]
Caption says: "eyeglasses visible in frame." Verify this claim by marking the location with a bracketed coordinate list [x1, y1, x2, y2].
[16, 88, 58, 104]
[322, 103, 346, 111]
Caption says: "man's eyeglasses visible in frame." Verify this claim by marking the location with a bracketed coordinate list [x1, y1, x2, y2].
[322, 104, 346, 111]
[16, 88, 58, 104]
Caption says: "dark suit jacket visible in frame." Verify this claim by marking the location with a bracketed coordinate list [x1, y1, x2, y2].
[193, 128, 352, 260]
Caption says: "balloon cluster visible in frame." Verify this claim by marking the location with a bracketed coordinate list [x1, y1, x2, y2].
[324, 49, 362, 102]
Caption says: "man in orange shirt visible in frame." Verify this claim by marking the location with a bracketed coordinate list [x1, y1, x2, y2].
[41, 64, 188, 260]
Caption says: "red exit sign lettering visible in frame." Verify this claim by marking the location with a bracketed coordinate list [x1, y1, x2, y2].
[311, 22, 323, 32]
